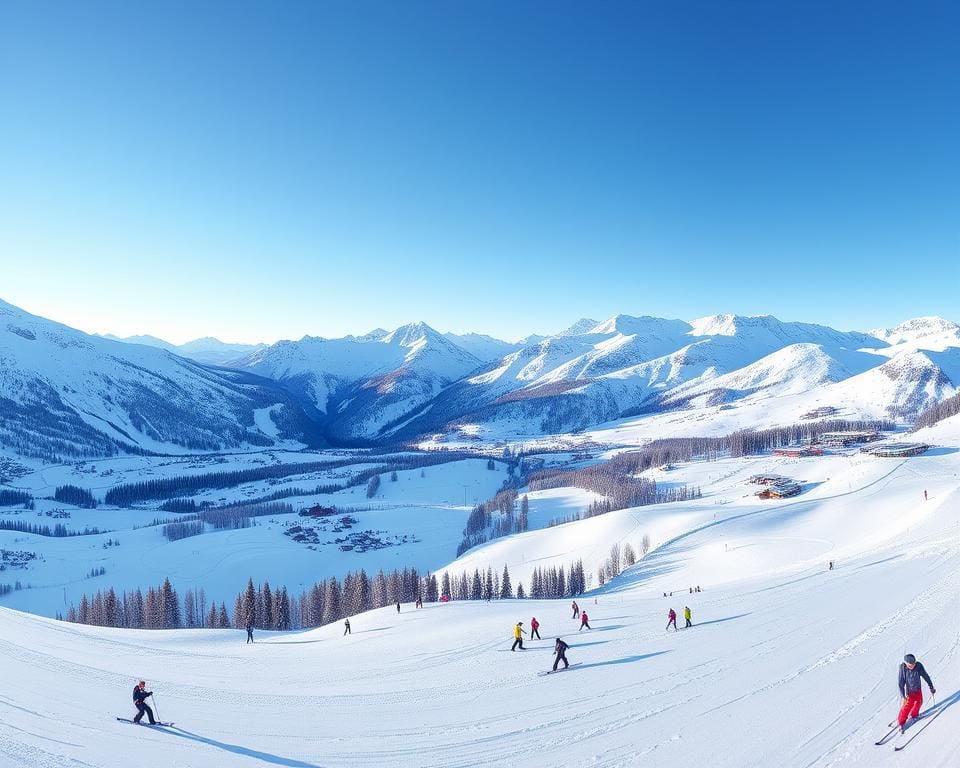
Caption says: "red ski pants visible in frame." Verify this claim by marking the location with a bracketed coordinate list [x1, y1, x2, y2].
[898, 691, 923, 726]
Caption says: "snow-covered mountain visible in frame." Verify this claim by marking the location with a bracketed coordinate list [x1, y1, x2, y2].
[175, 337, 268, 366]
[388, 314, 916, 439]
[237, 321, 485, 441]
[869, 316, 960, 349]
[0, 300, 320, 458]
[4, 300, 959, 454]
[104, 333, 267, 365]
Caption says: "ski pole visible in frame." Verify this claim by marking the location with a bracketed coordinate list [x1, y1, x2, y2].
[151, 693, 161, 724]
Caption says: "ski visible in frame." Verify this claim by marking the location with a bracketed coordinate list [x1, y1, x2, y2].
[893, 708, 943, 751]
[539, 662, 583, 676]
[875, 723, 899, 746]
[116, 717, 175, 727]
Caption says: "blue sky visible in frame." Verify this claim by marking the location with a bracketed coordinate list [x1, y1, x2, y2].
[1, 1, 957, 343]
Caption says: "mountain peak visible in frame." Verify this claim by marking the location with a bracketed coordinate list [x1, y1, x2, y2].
[555, 318, 600, 337]
[870, 316, 960, 345]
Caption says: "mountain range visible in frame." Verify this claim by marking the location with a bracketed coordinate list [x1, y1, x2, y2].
[2, 298, 958, 457]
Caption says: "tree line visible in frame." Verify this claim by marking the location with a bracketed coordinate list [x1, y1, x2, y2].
[914, 392, 960, 430]
[0, 519, 104, 537]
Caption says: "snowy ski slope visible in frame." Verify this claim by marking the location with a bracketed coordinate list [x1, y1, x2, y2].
[0, 418, 957, 767]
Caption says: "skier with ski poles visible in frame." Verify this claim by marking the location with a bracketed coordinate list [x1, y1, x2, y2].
[578, 611, 591, 631]
[897, 654, 936, 733]
[666, 608, 678, 632]
[511, 621, 526, 651]
[571, 600, 579, 619]
[132, 680, 156, 725]
[553, 637, 570, 671]
[684, 606, 693, 628]
[344, 618, 351, 635]
[530, 616, 541, 640]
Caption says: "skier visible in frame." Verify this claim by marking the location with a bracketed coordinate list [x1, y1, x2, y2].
[897, 654, 936, 733]
[684, 606, 692, 628]
[829, 561, 834, 571]
[530, 616, 541, 640]
[415, 596, 423, 608]
[579, 611, 591, 631]
[924, 489, 928, 501]
[132, 680, 156, 725]
[571, 600, 580, 619]
[396, 601, 401, 614]
[343, 618, 351, 635]
[553, 637, 570, 671]
[666, 608, 677, 632]
[246, 621, 254, 644]
[511, 621, 526, 651]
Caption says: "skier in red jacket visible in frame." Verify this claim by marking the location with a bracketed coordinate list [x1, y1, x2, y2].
[579, 611, 591, 631]
[666, 608, 678, 631]
[530, 616, 541, 640]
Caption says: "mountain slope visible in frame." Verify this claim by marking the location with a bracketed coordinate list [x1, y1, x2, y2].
[238, 322, 484, 441]
[0, 299, 321, 458]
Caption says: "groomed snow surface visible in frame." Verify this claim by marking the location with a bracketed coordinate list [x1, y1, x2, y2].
[1, 420, 959, 766]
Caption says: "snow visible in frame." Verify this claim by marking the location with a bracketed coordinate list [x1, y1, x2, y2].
[1, 418, 958, 766]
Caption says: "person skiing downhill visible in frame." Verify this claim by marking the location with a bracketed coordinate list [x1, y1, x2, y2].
[132, 681, 156, 725]
[553, 637, 570, 671]
[571, 601, 580, 619]
[666, 608, 677, 632]
[530, 617, 541, 640]
[579, 611, 591, 631]
[396, 601, 401, 614]
[246, 621, 254, 644]
[343, 618, 351, 635]
[898, 654, 935, 733]
[511, 622, 526, 651]
[684, 606, 692, 628]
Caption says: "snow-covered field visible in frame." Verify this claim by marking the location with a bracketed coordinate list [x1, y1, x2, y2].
[0, 455, 511, 616]
[0, 416, 958, 766]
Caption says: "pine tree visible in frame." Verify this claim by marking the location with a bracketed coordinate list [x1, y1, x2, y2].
[484, 567, 494, 601]
[471, 569, 483, 600]
[217, 602, 230, 628]
[243, 578, 257, 628]
[516, 583, 526, 599]
[441, 572, 451, 600]
[500, 565, 513, 599]
[519, 495, 529, 532]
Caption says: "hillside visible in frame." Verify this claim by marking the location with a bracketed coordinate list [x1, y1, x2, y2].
[0, 416, 957, 767]
[0, 300, 320, 458]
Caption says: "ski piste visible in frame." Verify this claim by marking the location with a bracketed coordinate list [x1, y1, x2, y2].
[893, 708, 944, 752]
[539, 663, 583, 676]
[116, 718, 175, 727]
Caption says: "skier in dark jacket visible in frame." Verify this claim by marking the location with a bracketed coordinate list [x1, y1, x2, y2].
[571, 601, 580, 619]
[246, 621, 254, 644]
[396, 601, 401, 614]
[343, 618, 351, 635]
[553, 638, 570, 671]
[897, 654, 935, 732]
[132, 681, 156, 724]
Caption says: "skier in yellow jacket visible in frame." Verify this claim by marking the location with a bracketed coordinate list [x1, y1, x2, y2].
[511, 621, 526, 651]
[684, 606, 693, 628]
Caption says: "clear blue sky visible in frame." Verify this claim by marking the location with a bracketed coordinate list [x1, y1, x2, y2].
[1, 1, 957, 343]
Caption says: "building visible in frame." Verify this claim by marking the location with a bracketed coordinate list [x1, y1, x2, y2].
[748, 473, 791, 485]
[861, 442, 930, 458]
[819, 430, 881, 447]
[755, 479, 802, 499]
[772, 446, 824, 458]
